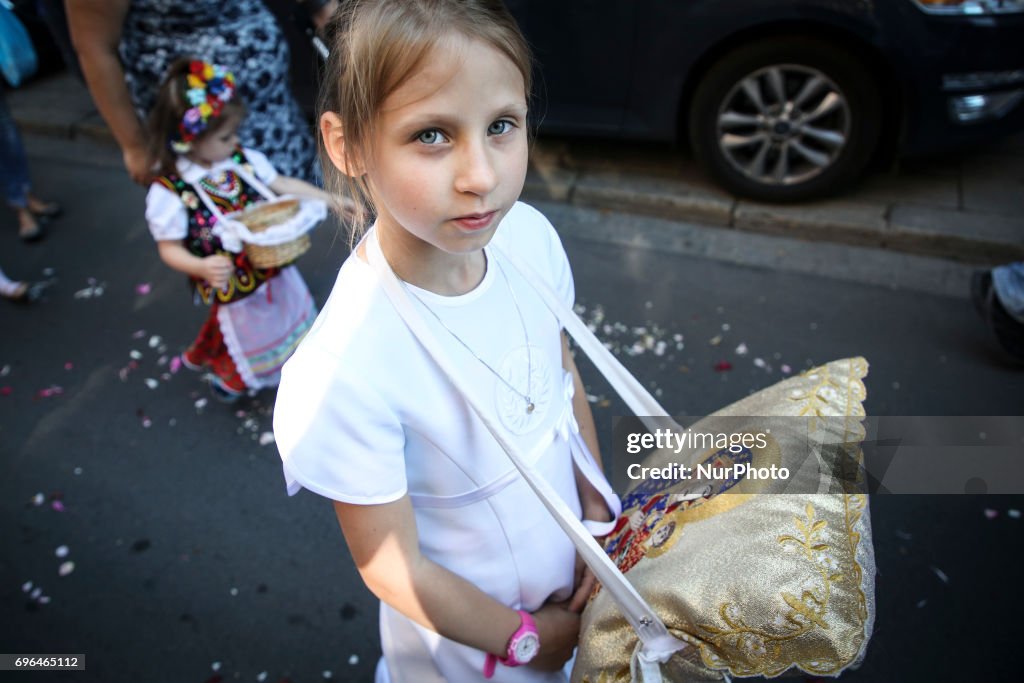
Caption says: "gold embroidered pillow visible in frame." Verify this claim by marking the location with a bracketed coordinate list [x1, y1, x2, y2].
[574, 358, 874, 682]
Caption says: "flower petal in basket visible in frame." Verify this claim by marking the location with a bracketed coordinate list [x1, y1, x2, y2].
[573, 358, 875, 683]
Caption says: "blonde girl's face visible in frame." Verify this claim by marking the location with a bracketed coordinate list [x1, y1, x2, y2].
[189, 117, 241, 167]
[363, 36, 529, 263]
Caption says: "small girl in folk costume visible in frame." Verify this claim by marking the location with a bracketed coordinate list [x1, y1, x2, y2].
[144, 58, 333, 401]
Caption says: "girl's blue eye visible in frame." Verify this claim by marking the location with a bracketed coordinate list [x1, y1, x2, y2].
[488, 120, 514, 135]
[416, 129, 446, 145]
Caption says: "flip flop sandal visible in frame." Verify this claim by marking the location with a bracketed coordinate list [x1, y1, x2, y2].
[30, 202, 62, 219]
[19, 221, 43, 242]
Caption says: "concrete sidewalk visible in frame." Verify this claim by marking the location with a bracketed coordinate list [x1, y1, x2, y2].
[9, 71, 1023, 265]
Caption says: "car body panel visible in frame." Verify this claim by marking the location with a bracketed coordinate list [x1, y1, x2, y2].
[509, 0, 1024, 157]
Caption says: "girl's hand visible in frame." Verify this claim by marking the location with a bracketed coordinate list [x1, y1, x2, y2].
[528, 601, 581, 672]
[200, 254, 234, 290]
[568, 555, 598, 613]
[123, 144, 154, 186]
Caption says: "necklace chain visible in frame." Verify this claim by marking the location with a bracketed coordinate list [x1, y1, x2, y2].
[401, 254, 536, 414]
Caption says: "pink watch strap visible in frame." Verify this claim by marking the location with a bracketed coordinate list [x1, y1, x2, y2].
[483, 610, 537, 678]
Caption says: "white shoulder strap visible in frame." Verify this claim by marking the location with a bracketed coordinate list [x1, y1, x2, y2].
[366, 232, 686, 679]
[491, 242, 678, 431]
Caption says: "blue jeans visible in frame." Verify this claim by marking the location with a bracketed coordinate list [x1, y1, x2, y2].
[0, 90, 31, 209]
[993, 262, 1024, 324]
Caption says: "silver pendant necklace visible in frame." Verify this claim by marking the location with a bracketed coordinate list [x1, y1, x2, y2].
[401, 253, 535, 415]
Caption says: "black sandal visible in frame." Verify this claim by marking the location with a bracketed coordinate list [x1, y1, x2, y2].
[30, 201, 62, 219]
[973, 270, 1024, 363]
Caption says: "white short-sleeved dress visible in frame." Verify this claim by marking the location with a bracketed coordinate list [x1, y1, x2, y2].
[273, 202, 620, 682]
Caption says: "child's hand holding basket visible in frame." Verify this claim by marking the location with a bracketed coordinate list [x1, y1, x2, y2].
[225, 197, 328, 268]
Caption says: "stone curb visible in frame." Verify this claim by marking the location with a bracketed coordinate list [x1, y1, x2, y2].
[523, 151, 1023, 265]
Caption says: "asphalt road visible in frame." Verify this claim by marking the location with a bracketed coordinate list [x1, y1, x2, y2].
[1, 136, 1022, 682]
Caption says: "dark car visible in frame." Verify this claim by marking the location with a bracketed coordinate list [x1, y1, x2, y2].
[505, 0, 1024, 201]
[278, 0, 1024, 202]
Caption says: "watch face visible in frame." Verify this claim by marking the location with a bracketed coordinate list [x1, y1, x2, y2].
[513, 633, 540, 663]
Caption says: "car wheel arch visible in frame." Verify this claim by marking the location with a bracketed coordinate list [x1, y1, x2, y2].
[674, 20, 902, 163]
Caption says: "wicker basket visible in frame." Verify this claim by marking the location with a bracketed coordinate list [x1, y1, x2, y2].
[236, 199, 310, 268]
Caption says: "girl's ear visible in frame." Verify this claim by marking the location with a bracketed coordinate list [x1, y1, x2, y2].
[320, 112, 364, 177]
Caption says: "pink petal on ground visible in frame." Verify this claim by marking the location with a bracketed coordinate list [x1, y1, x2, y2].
[51, 500, 65, 512]
[135, 283, 152, 295]
[1, 386, 12, 396]
[131, 329, 147, 339]
[984, 508, 999, 519]
[64, 362, 74, 371]
[169, 356, 182, 374]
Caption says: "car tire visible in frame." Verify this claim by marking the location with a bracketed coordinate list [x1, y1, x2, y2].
[689, 37, 881, 202]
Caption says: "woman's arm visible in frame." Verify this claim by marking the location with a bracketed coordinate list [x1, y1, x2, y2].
[156, 241, 233, 289]
[334, 495, 581, 671]
[66, 0, 151, 185]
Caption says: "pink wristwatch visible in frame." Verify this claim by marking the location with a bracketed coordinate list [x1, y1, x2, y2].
[483, 609, 540, 678]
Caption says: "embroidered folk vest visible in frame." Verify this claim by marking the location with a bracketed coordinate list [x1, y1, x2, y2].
[155, 148, 283, 305]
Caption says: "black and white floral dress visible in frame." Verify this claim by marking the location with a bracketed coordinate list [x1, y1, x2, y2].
[120, 0, 316, 182]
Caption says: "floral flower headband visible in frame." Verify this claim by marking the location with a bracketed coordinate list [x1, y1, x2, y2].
[169, 61, 237, 154]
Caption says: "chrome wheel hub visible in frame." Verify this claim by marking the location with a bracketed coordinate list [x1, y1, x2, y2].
[716, 65, 851, 187]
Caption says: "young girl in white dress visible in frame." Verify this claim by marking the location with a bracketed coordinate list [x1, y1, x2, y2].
[144, 58, 335, 401]
[273, 1, 621, 680]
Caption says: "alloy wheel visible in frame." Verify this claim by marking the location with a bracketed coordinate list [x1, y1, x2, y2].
[716, 64, 851, 187]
